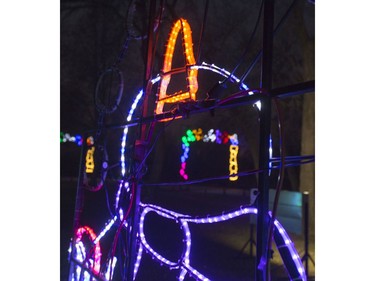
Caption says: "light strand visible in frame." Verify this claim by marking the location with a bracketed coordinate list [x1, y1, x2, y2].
[180, 128, 239, 181]
[156, 18, 198, 117]
[134, 203, 306, 281]
[74, 226, 102, 275]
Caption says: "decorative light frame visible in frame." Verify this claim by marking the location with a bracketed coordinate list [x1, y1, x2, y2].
[179, 128, 239, 181]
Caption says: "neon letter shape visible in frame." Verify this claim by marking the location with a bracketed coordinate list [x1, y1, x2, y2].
[229, 145, 239, 181]
[155, 18, 198, 116]
[85, 147, 95, 173]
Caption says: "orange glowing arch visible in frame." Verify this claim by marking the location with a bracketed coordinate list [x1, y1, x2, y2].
[155, 18, 198, 116]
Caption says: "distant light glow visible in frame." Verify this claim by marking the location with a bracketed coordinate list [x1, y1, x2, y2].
[60, 132, 84, 146]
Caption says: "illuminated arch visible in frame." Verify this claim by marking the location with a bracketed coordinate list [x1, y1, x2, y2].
[73, 226, 102, 275]
[155, 18, 198, 116]
[180, 128, 239, 181]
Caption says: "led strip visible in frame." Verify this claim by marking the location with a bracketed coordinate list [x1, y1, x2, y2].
[156, 18, 198, 116]
[74, 226, 102, 275]
[134, 203, 306, 281]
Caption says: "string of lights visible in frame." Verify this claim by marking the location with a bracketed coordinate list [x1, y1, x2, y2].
[132, 203, 306, 281]
[179, 128, 239, 181]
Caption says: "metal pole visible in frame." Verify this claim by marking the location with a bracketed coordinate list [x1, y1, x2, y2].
[256, 0, 274, 280]
[125, 0, 157, 280]
[303, 191, 310, 277]
[68, 133, 88, 280]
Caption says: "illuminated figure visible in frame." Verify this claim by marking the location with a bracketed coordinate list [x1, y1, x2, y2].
[69, 18, 306, 281]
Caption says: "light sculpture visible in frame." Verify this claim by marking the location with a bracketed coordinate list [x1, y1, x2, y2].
[133, 203, 307, 281]
[85, 146, 95, 173]
[69, 19, 286, 281]
[120, 61, 249, 182]
[155, 18, 198, 117]
[180, 128, 239, 181]
[71, 226, 102, 279]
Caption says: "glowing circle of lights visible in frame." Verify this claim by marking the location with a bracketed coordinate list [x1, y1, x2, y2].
[133, 203, 307, 281]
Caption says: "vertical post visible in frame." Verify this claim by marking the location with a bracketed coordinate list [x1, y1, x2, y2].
[126, 1, 157, 280]
[303, 191, 310, 277]
[125, 165, 143, 281]
[68, 133, 88, 280]
[256, 0, 274, 281]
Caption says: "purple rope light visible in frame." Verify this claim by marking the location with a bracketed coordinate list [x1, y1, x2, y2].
[135, 203, 306, 281]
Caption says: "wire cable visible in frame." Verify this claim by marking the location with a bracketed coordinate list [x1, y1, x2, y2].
[220, 0, 264, 86]
[264, 98, 286, 281]
[108, 180, 136, 269]
[143, 168, 264, 187]
[196, 0, 210, 65]
[238, 0, 298, 85]
[135, 115, 176, 178]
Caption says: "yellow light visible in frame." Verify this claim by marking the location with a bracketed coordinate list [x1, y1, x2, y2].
[192, 128, 203, 141]
[229, 145, 239, 181]
[86, 146, 95, 173]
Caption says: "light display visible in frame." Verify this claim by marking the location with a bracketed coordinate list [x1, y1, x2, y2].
[70, 19, 291, 281]
[180, 128, 239, 181]
[60, 133, 97, 147]
[132, 203, 306, 281]
[93, 216, 117, 245]
[229, 145, 239, 181]
[120, 61, 250, 180]
[72, 226, 102, 276]
[60, 132, 84, 146]
[85, 147, 95, 173]
[120, 90, 144, 176]
[155, 18, 198, 116]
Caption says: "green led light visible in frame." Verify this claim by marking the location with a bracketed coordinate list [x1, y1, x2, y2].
[182, 136, 190, 147]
